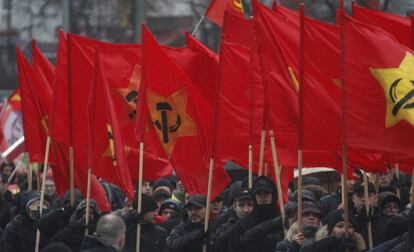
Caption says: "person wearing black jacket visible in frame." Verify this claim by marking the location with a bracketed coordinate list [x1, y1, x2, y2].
[123, 193, 168, 252]
[301, 209, 366, 252]
[167, 194, 211, 252]
[50, 199, 101, 252]
[214, 187, 253, 252]
[0, 191, 50, 252]
[229, 176, 283, 252]
[37, 189, 83, 238]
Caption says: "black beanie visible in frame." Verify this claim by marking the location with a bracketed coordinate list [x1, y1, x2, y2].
[153, 178, 173, 192]
[133, 193, 158, 214]
[326, 209, 347, 234]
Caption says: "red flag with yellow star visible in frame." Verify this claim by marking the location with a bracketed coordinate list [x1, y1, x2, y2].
[88, 51, 135, 200]
[352, 4, 411, 48]
[205, 0, 244, 27]
[343, 14, 414, 156]
[138, 26, 230, 198]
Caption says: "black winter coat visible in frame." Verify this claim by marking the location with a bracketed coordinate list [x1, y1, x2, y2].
[0, 191, 49, 252]
[167, 219, 211, 252]
[80, 235, 118, 252]
[123, 222, 168, 252]
[229, 204, 283, 252]
[214, 216, 239, 252]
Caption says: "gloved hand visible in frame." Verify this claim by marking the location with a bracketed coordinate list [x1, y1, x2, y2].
[133, 211, 146, 224]
[63, 201, 76, 216]
[337, 235, 354, 249]
[203, 230, 212, 246]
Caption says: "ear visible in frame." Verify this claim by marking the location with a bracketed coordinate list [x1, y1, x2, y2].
[232, 202, 237, 211]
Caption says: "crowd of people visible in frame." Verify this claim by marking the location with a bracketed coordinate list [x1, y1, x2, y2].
[0, 160, 412, 252]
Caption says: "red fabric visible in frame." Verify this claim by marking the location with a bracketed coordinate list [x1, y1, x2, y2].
[49, 31, 69, 144]
[222, 11, 252, 46]
[343, 14, 414, 157]
[214, 42, 251, 171]
[352, 4, 411, 48]
[167, 34, 218, 109]
[50, 32, 172, 181]
[53, 142, 111, 212]
[302, 15, 341, 151]
[88, 53, 135, 201]
[205, 0, 244, 27]
[138, 26, 230, 199]
[16, 49, 47, 164]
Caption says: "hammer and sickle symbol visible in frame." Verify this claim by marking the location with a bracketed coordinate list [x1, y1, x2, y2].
[389, 78, 414, 116]
[154, 102, 182, 144]
[125, 90, 138, 119]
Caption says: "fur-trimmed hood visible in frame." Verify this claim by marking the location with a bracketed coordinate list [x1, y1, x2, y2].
[315, 225, 367, 252]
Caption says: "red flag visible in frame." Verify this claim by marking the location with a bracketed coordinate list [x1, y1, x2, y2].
[138, 26, 230, 198]
[352, 4, 411, 48]
[214, 41, 251, 170]
[205, 0, 244, 27]
[31, 40, 55, 88]
[167, 34, 218, 108]
[252, 1, 343, 169]
[50, 32, 172, 181]
[53, 142, 111, 212]
[343, 14, 414, 156]
[222, 11, 252, 46]
[88, 52, 135, 200]
[16, 49, 47, 163]
[49, 31, 70, 145]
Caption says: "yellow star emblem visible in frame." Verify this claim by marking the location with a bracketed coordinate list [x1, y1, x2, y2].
[231, 0, 244, 13]
[102, 124, 117, 166]
[147, 87, 197, 158]
[370, 52, 414, 128]
[113, 64, 141, 124]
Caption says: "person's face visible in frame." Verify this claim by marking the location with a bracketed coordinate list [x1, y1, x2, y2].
[27, 200, 48, 220]
[2, 166, 13, 178]
[176, 180, 185, 193]
[161, 208, 176, 220]
[187, 205, 206, 223]
[210, 200, 223, 215]
[375, 171, 393, 187]
[302, 212, 320, 227]
[142, 181, 153, 196]
[82, 208, 96, 222]
[352, 192, 376, 209]
[255, 190, 272, 205]
[383, 202, 399, 216]
[331, 221, 354, 237]
[233, 199, 253, 218]
[143, 210, 157, 224]
[44, 179, 56, 196]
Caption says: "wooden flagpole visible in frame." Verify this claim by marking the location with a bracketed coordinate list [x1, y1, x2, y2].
[363, 171, 373, 249]
[202, 158, 215, 252]
[248, 145, 253, 189]
[269, 130, 286, 234]
[258, 130, 266, 176]
[339, 0, 350, 239]
[84, 167, 92, 236]
[136, 142, 144, 252]
[395, 164, 401, 199]
[35, 136, 51, 252]
[264, 162, 269, 177]
[28, 160, 33, 191]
